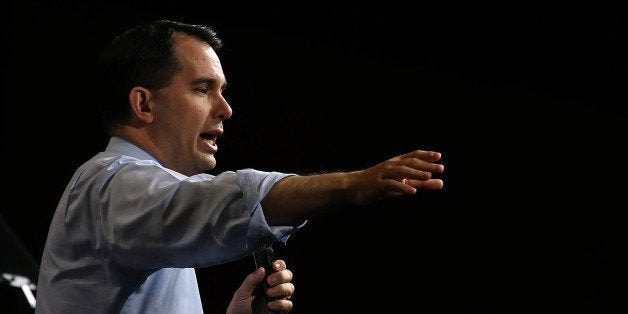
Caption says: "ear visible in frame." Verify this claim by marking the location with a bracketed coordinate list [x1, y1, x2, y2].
[128, 86, 154, 123]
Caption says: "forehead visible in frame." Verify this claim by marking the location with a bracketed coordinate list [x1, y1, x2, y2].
[173, 33, 224, 79]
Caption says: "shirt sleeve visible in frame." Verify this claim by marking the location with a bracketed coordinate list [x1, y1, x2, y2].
[70, 156, 302, 270]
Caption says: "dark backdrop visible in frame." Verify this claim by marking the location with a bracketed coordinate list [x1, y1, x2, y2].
[2, 1, 625, 313]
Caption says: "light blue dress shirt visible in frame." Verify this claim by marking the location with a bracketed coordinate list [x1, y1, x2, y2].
[35, 136, 302, 313]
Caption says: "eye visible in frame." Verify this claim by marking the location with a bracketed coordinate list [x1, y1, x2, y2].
[196, 87, 209, 94]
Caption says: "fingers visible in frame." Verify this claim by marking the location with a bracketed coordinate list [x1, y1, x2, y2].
[229, 260, 295, 314]
[384, 162, 443, 190]
[395, 150, 445, 186]
[265, 282, 295, 313]
[401, 157, 445, 175]
[265, 259, 295, 311]
[388, 150, 444, 178]
[271, 259, 286, 271]
[267, 298, 293, 313]
[267, 260, 292, 284]
[398, 149, 442, 162]
[380, 150, 445, 196]
[404, 178, 444, 191]
[266, 281, 295, 300]
[266, 259, 294, 296]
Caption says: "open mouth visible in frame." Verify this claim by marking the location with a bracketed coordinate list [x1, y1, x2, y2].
[200, 132, 217, 144]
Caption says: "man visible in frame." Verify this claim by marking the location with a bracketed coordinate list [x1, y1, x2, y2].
[35, 19, 444, 313]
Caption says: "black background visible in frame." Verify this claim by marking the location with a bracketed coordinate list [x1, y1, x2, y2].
[1, 1, 625, 313]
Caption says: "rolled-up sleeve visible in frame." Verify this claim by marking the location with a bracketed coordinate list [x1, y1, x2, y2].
[67, 157, 302, 270]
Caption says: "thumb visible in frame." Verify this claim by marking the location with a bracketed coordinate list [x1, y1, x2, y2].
[234, 267, 266, 299]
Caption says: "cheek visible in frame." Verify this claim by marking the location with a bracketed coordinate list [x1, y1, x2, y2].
[160, 94, 211, 130]
[176, 106, 211, 139]
[172, 99, 208, 123]
[190, 105, 211, 124]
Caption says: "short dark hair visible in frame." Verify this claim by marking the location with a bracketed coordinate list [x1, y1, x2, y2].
[96, 19, 223, 134]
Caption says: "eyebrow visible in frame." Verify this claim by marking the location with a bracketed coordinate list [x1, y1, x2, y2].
[191, 77, 228, 91]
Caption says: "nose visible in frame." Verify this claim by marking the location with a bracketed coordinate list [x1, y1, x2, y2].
[214, 94, 233, 121]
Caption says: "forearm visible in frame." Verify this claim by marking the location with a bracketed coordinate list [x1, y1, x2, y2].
[260, 172, 353, 225]
[260, 149, 445, 226]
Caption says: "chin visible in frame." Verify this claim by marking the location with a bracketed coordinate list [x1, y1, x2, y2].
[204, 157, 217, 171]
[191, 156, 217, 175]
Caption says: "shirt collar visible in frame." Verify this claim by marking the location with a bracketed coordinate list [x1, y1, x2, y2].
[105, 136, 164, 165]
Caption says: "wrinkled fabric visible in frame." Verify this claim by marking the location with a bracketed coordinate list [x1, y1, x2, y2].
[35, 136, 303, 313]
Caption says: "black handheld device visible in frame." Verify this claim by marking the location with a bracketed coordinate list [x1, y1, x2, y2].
[253, 245, 276, 304]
